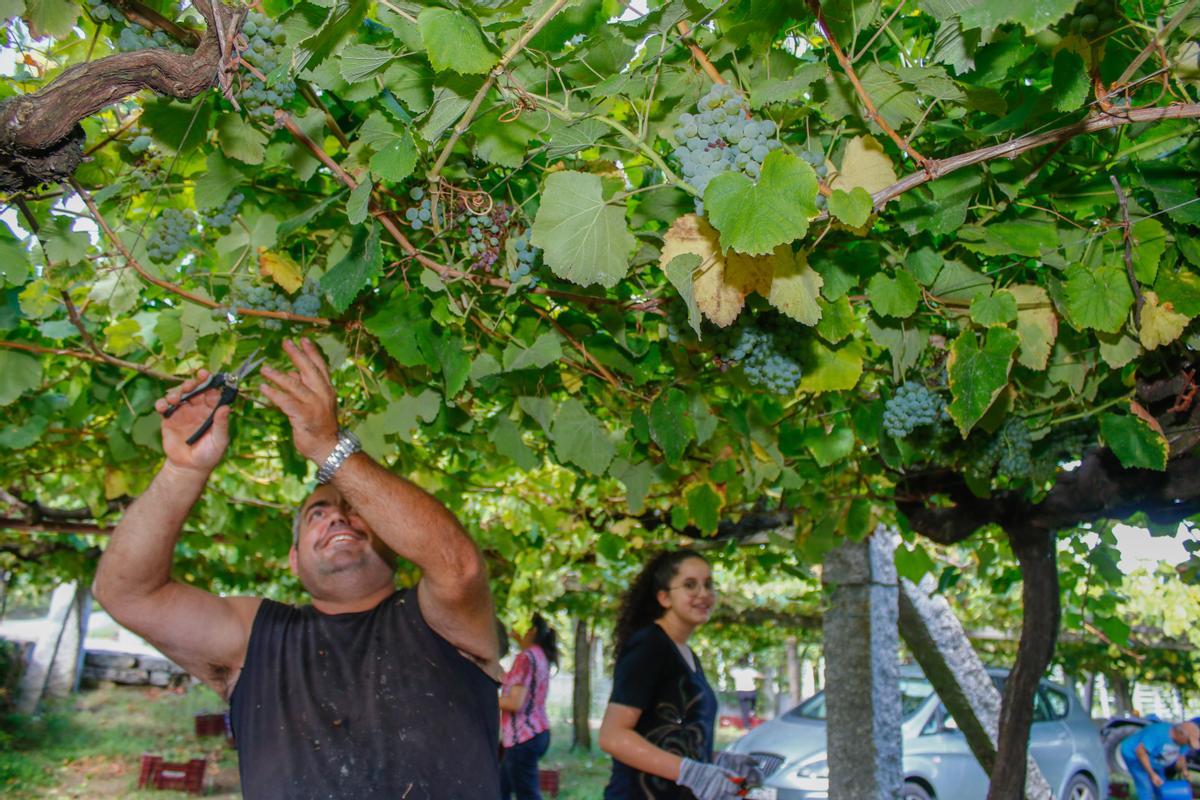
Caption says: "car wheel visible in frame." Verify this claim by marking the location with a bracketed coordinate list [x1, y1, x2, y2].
[1063, 774, 1099, 800]
[902, 781, 934, 800]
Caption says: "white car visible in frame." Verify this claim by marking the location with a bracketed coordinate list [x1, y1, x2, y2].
[727, 665, 1108, 800]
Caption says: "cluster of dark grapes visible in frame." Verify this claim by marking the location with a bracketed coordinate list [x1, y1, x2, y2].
[201, 193, 245, 230]
[1064, 0, 1121, 37]
[671, 83, 781, 214]
[509, 229, 541, 286]
[403, 187, 449, 231]
[973, 417, 1034, 481]
[883, 382, 947, 439]
[463, 204, 514, 271]
[713, 318, 803, 395]
[239, 12, 295, 125]
[147, 208, 196, 263]
[236, 278, 322, 329]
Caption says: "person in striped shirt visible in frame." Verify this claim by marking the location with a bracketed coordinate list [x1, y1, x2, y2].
[499, 614, 558, 799]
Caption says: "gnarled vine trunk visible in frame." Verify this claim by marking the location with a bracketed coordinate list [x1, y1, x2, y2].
[987, 525, 1060, 800]
[0, 0, 243, 192]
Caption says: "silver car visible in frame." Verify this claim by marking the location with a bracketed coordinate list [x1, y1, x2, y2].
[727, 665, 1108, 800]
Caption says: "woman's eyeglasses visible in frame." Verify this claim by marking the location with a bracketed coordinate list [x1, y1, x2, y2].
[667, 578, 717, 596]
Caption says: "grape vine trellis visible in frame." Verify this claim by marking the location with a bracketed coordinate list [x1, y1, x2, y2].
[2, 0, 1200, 795]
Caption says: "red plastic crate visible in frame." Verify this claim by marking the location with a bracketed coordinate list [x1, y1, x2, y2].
[193, 712, 226, 737]
[138, 754, 206, 794]
[539, 768, 561, 798]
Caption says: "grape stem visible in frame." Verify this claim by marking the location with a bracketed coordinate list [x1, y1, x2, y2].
[675, 21, 725, 85]
[1114, 0, 1198, 88]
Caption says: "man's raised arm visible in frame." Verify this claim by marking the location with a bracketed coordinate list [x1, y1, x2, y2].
[93, 371, 261, 699]
[260, 339, 499, 672]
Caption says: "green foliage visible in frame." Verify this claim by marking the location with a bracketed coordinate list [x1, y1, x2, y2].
[0, 0, 1197, 616]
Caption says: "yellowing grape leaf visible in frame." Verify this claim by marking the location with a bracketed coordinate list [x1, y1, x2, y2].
[766, 250, 824, 325]
[830, 135, 898, 195]
[1139, 290, 1190, 350]
[259, 248, 304, 294]
[1009, 284, 1058, 370]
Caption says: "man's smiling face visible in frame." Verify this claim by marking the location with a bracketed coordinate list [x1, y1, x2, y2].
[289, 485, 396, 596]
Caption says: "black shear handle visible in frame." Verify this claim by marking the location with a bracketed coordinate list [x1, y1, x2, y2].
[162, 372, 226, 419]
[184, 384, 239, 445]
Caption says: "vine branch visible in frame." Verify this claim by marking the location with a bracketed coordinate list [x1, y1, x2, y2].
[428, 0, 573, 182]
[72, 179, 330, 326]
[1110, 175, 1144, 325]
[675, 21, 725, 85]
[805, 0, 928, 166]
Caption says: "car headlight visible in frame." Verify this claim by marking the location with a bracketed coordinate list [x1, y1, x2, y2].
[793, 758, 829, 792]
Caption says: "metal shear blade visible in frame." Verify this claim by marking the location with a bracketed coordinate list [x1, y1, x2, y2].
[162, 350, 266, 445]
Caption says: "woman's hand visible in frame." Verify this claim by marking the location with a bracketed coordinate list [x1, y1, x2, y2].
[676, 758, 744, 800]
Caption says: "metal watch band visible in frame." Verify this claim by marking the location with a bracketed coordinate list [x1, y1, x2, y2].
[316, 428, 361, 484]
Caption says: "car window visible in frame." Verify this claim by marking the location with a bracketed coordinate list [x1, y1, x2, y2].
[1041, 687, 1069, 720]
[1032, 689, 1052, 723]
[785, 677, 934, 722]
[786, 692, 827, 720]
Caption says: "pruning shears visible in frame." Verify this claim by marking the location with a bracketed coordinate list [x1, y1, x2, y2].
[163, 349, 266, 445]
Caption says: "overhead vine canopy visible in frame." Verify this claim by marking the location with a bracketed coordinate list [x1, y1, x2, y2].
[0, 0, 1197, 617]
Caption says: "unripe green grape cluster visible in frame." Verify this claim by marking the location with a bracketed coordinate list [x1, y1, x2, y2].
[671, 83, 781, 214]
[403, 187, 449, 231]
[239, 12, 295, 125]
[716, 320, 804, 395]
[509, 229, 541, 286]
[201, 193, 244, 230]
[883, 382, 946, 439]
[972, 417, 1034, 481]
[236, 278, 322, 329]
[147, 208, 195, 263]
[799, 149, 830, 210]
[1065, 0, 1121, 37]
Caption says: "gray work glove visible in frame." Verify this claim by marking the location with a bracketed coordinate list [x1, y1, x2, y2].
[715, 751, 765, 787]
[677, 757, 743, 800]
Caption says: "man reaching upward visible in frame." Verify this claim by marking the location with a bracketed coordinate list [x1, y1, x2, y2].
[94, 339, 501, 800]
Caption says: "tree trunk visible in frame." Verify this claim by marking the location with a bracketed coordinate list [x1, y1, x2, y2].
[785, 636, 801, 706]
[571, 618, 591, 751]
[1110, 674, 1133, 716]
[1081, 672, 1096, 719]
[987, 526, 1060, 800]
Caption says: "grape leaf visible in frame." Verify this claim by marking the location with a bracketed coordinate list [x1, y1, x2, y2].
[338, 43, 396, 83]
[1063, 264, 1134, 333]
[611, 457, 655, 515]
[947, 327, 1020, 436]
[1009, 284, 1058, 370]
[0, 351, 41, 406]
[1050, 50, 1089, 111]
[320, 221, 382, 313]
[665, 254, 704, 338]
[23, 0, 75, 38]
[649, 388, 695, 464]
[215, 113, 267, 165]
[829, 187, 873, 227]
[418, 8, 498, 75]
[489, 416, 538, 471]
[766, 251, 825, 325]
[1100, 413, 1168, 471]
[503, 332, 564, 371]
[346, 179, 372, 226]
[532, 171, 635, 289]
[369, 131, 418, 182]
[866, 270, 921, 318]
[798, 339, 865, 393]
[1139, 291, 1190, 350]
[969, 289, 1018, 326]
[952, 0, 1076, 33]
[686, 482, 723, 534]
[258, 249, 304, 294]
[551, 398, 614, 475]
[704, 151, 818, 256]
[831, 134, 898, 195]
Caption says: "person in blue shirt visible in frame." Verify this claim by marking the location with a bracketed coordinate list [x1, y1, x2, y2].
[1121, 720, 1200, 799]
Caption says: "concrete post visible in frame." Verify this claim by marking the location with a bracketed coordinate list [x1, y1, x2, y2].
[785, 637, 801, 705]
[898, 575, 1052, 800]
[822, 530, 902, 800]
[16, 581, 88, 713]
[801, 657, 817, 700]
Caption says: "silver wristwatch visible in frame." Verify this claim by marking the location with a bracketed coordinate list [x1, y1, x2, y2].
[316, 428, 361, 484]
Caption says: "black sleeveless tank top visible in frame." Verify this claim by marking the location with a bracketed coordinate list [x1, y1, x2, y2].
[228, 589, 500, 800]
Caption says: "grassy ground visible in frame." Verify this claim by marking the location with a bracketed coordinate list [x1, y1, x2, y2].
[0, 683, 646, 798]
[0, 684, 240, 799]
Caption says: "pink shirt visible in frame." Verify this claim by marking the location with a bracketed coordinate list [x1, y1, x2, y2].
[500, 645, 551, 747]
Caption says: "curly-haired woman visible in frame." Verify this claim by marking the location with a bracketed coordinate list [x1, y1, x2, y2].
[599, 550, 761, 800]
